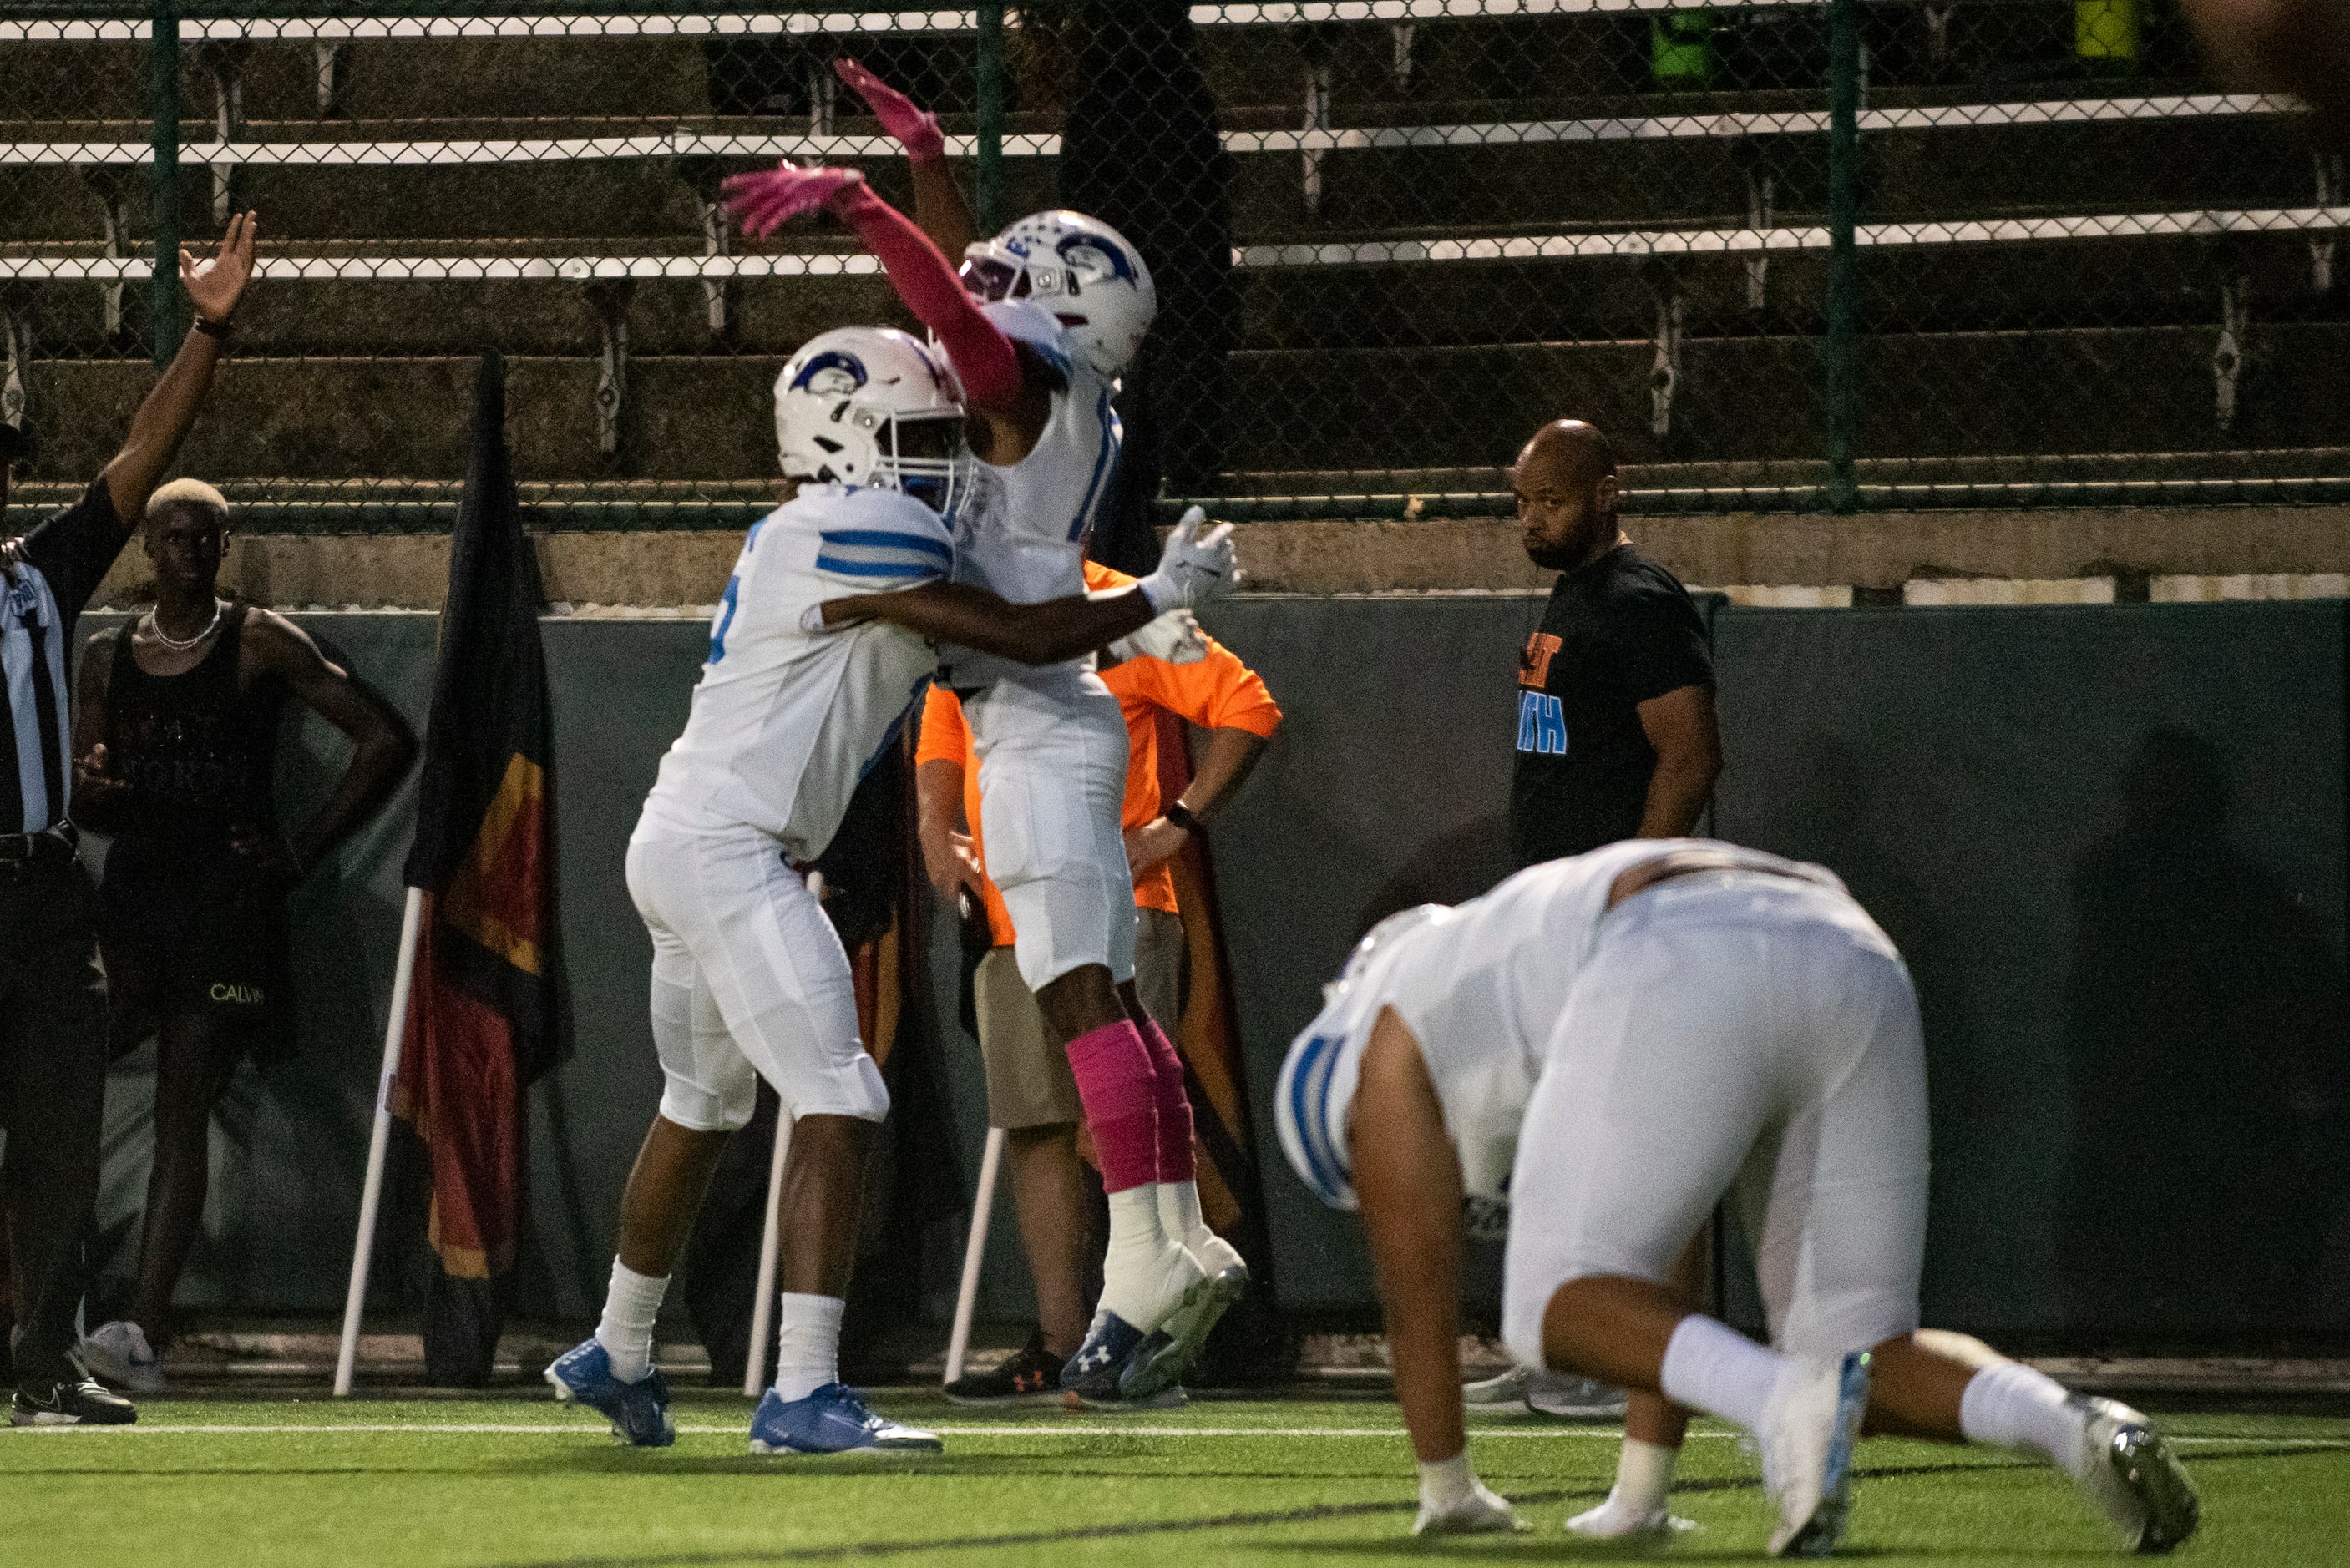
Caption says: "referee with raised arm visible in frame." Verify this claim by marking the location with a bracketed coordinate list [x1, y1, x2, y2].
[0, 213, 256, 1425]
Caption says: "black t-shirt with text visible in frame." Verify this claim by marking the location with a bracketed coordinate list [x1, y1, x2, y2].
[1508, 543, 1713, 867]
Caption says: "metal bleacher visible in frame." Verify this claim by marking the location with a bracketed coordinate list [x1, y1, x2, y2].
[1, 2, 2342, 529]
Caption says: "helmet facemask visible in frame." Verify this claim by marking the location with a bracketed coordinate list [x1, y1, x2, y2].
[874, 411, 970, 518]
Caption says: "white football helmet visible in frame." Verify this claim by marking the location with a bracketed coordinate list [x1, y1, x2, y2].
[960, 210, 1157, 380]
[1274, 903, 1449, 1212]
[773, 326, 968, 515]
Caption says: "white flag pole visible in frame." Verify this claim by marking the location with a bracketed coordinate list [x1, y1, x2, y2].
[943, 1124, 1006, 1387]
[742, 1109, 793, 1398]
[335, 884, 426, 1398]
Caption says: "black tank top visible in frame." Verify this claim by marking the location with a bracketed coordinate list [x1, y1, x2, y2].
[104, 600, 285, 853]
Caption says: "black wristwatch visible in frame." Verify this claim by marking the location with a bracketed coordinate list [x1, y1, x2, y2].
[1163, 800, 1203, 834]
[193, 314, 235, 340]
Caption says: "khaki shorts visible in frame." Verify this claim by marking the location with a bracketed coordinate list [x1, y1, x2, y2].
[975, 906, 1189, 1130]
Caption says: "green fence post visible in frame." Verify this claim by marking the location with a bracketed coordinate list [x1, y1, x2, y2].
[1825, 0, 1860, 513]
[975, 3, 1005, 235]
[151, 0, 182, 366]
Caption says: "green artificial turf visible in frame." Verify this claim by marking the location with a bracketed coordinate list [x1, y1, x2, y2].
[2, 1391, 2342, 1566]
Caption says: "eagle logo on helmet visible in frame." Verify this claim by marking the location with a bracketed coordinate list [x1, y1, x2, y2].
[789, 351, 867, 397]
[1055, 233, 1136, 293]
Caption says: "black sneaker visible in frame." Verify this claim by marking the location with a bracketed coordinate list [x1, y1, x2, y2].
[944, 1332, 1065, 1408]
[12, 1375, 137, 1427]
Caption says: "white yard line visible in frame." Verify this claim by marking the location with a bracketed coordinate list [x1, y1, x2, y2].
[13, 1421, 2347, 1447]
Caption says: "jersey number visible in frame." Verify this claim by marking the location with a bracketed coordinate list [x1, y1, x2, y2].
[708, 575, 742, 664]
[707, 518, 767, 665]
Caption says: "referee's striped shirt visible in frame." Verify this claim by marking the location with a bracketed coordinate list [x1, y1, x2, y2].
[3, 479, 124, 836]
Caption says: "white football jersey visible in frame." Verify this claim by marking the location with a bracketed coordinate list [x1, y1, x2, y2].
[938, 300, 1123, 690]
[1279, 840, 1845, 1219]
[639, 484, 947, 859]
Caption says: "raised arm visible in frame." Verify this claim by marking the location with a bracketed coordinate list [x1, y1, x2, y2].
[723, 168, 1026, 422]
[1350, 1006, 1523, 1536]
[104, 211, 259, 533]
[241, 611, 418, 878]
[833, 59, 979, 260]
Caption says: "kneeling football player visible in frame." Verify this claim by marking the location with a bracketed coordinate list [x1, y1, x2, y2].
[545, 325, 1236, 1454]
[1278, 840, 2198, 1556]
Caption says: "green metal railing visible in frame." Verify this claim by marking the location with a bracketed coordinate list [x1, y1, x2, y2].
[2, 0, 2341, 532]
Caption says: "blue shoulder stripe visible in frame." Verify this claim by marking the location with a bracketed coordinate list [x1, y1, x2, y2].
[815, 554, 945, 579]
[820, 528, 952, 562]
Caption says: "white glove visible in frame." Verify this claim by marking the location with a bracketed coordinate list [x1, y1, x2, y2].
[1412, 1454, 1527, 1536]
[1137, 506, 1238, 613]
[1108, 609, 1208, 666]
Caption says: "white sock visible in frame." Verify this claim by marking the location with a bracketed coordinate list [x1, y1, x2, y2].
[772, 1292, 845, 1404]
[1659, 1315, 1782, 1432]
[595, 1258, 668, 1384]
[1098, 1185, 1186, 1327]
[1157, 1178, 1209, 1250]
[1613, 1436, 1680, 1517]
[1959, 1361, 2089, 1474]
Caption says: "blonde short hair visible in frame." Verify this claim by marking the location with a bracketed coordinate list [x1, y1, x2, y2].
[144, 476, 230, 528]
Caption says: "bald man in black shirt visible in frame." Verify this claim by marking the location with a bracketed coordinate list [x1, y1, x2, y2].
[1507, 420, 1720, 868]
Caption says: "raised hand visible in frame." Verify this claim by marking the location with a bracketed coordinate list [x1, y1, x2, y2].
[834, 58, 945, 161]
[182, 208, 258, 326]
[721, 164, 867, 240]
[1138, 506, 1239, 614]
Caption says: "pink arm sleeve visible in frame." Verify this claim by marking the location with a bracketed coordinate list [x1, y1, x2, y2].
[835, 185, 1024, 415]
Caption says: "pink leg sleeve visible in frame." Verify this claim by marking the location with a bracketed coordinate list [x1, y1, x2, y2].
[1064, 1021, 1160, 1195]
[1137, 1018, 1197, 1185]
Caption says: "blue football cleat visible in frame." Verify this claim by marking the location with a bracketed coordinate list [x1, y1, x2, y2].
[1118, 1264, 1247, 1403]
[1061, 1308, 1150, 1406]
[544, 1338, 675, 1448]
[747, 1383, 943, 1455]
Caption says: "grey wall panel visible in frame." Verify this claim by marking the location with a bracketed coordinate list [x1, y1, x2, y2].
[1193, 596, 1547, 1310]
[1711, 602, 2349, 1344]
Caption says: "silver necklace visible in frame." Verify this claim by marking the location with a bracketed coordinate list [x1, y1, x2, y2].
[149, 597, 224, 651]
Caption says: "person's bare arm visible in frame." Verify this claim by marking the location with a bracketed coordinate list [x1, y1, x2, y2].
[823, 580, 1156, 666]
[103, 211, 259, 531]
[1634, 683, 1721, 838]
[916, 756, 987, 905]
[1351, 1004, 1472, 1467]
[1127, 727, 1267, 876]
[241, 611, 417, 877]
[68, 632, 131, 835]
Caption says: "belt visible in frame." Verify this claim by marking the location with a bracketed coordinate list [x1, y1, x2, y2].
[0, 822, 79, 873]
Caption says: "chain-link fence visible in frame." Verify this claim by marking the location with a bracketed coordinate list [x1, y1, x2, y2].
[2, 0, 2342, 537]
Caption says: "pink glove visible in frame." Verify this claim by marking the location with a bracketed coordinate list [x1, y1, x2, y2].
[720, 164, 865, 240]
[835, 58, 946, 162]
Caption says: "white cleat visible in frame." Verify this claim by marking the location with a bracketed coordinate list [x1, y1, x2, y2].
[79, 1321, 165, 1395]
[1460, 1363, 1627, 1418]
[2067, 1395, 2201, 1555]
[1567, 1488, 1701, 1540]
[1463, 1364, 1533, 1408]
[1183, 1227, 1249, 1288]
[1760, 1350, 1871, 1558]
[1527, 1372, 1630, 1419]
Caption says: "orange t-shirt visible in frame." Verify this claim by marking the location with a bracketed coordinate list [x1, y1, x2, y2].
[914, 562, 1283, 948]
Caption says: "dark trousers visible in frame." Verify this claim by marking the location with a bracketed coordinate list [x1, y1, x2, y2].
[0, 853, 107, 1388]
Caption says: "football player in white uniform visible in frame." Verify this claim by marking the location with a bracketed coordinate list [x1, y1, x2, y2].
[1277, 842, 2200, 1557]
[545, 326, 1236, 1456]
[725, 77, 1242, 1406]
